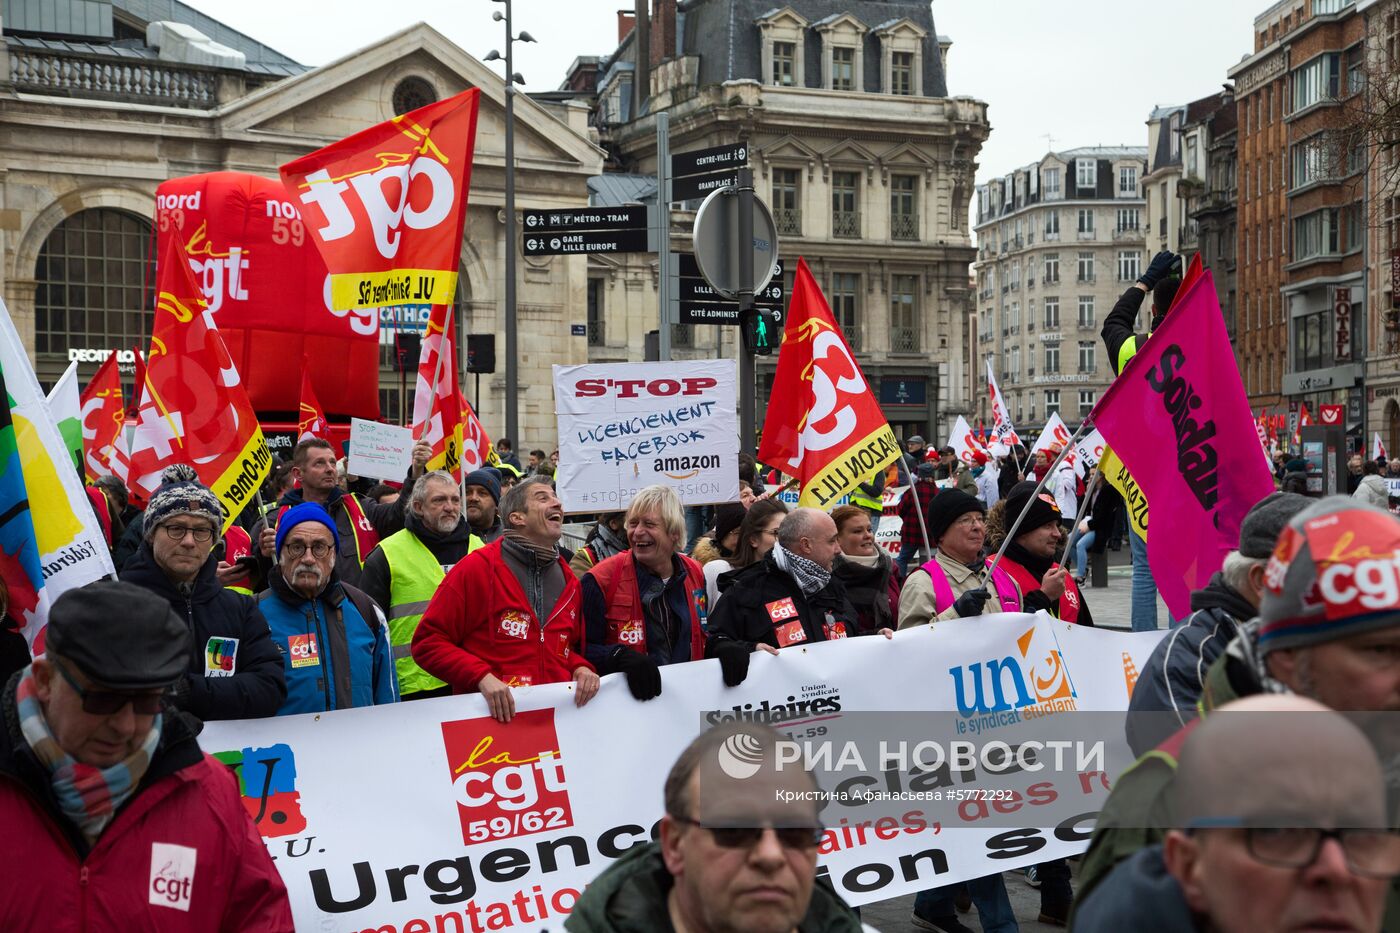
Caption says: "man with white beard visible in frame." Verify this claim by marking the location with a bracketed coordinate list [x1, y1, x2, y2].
[260, 502, 398, 715]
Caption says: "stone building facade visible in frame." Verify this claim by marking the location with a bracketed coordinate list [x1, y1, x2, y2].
[971, 146, 1148, 436]
[0, 2, 603, 446]
[577, 0, 989, 445]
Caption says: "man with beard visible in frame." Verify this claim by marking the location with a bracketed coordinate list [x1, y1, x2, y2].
[360, 471, 483, 701]
[412, 476, 599, 722]
[463, 468, 505, 543]
[259, 503, 397, 714]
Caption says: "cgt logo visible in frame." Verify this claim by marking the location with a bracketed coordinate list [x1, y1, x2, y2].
[148, 842, 197, 912]
[949, 627, 1076, 717]
[298, 149, 455, 260]
[1299, 511, 1400, 619]
[441, 709, 574, 845]
[214, 743, 307, 838]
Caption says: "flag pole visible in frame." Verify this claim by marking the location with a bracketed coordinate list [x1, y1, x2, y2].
[1059, 466, 1100, 568]
[986, 419, 1093, 580]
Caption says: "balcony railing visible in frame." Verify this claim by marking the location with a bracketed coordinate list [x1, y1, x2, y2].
[587, 318, 605, 347]
[891, 213, 919, 241]
[1044, 231, 1060, 241]
[775, 208, 802, 237]
[891, 327, 920, 353]
[832, 210, 861, 238]
[12, 47, 221, 108]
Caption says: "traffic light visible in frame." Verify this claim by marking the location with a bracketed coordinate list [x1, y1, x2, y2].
[741, 307, 778, 356]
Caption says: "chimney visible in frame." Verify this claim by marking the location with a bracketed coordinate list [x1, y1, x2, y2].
[617, 10, 635, 43]
[650, 0, 676, 69]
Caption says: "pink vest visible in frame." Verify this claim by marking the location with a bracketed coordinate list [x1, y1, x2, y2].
[919, 557, 1021, 616]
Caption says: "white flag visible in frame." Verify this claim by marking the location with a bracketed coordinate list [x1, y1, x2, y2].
[946, 415, 989, 465]
[985, 358, 1020, 453]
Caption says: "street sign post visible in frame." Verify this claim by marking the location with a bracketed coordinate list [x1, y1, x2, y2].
[520, 206, 649, 257]
[523, 228, 649, 256]
[521, 206, 647, 232]
[670, 143, 747, 203]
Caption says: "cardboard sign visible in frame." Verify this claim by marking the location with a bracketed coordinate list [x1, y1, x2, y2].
[347, 418, 414, 481]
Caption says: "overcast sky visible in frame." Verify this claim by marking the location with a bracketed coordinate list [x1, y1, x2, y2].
[185, 0, 1262, 205]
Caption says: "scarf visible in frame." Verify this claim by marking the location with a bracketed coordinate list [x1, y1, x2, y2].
[16, 667, 161, 844]
[1226, 618, 1289, 696]
[501, 531, 562, 625]
[772, 543, 832, 596]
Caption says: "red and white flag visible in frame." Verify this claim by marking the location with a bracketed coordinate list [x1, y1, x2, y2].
[946, 415, 989, 466]
[758, 259, 900, 508]
[986, 358, 1020, 453]
[297, 361, 333, 451]
[412, 304, 465, 482]
[1374, 432, 1388, 462]
[78, 353, 129, 483]
[127, 234, 270, 526]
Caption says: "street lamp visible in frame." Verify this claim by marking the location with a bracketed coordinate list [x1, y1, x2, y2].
[486, 0, 534, 448]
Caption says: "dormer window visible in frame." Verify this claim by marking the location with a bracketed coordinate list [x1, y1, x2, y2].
[757, 7, 809, 88]
[831, 47, 855, 90]
[815, 12, 868, 92]
[890, 52, 913, 94]
[874, 17, 926, 96]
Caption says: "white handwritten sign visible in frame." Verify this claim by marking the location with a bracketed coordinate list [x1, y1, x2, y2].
[347, 417, 413, 481]
[552, 360, 738, 512]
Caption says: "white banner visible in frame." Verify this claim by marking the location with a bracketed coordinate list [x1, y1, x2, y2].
[200, 616, 1165, 932]
[553, 360, 738, 513]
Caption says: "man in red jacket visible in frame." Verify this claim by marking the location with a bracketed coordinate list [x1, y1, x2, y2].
[0, 581, 292, 931]
[412, 475, 600, 723]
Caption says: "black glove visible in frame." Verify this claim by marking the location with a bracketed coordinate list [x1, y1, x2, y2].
[1138, 250, 1177, 290]
[952, 588, 991, 619]
[607, 648, 662, 701]
[712, 640, 752, 687]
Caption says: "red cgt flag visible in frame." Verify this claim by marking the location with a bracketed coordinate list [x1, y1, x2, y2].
[412, 304, 465, 482]
[280, 89, 480, 313]
[78, 353, 129, 483]
[126, 235, 271, 526]
[297, 360, 335, 453]
[457, 390, 496, 472]
[759, 258, 900, 508]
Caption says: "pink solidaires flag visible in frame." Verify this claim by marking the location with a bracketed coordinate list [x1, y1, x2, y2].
[1088, 268, 1275, 619]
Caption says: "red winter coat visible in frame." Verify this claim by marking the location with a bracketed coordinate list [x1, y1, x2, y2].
[412, 538, 594, 691]
[0, 704, 292, 932]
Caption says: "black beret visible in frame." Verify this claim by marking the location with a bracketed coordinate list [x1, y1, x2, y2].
[45, 581, 190, 690]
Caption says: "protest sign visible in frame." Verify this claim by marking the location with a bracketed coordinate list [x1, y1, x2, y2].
[760, 260, 900, 508]
[280, 88, 480, 313]
[348, 418, 414, 481]
[154, 171, 380, 417]
[553, 360, 738, 512]
[200, 616, 1166, 930]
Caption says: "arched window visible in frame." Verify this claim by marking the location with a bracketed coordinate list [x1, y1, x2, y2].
[392, 77, 438, 116]
[34, 209, 152, 355]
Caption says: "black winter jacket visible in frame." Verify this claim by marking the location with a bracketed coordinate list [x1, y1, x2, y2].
[706, 552, 859, 652]
[1102, 285, 1163, 377]
[359, 510, 477, 616]
[120, 544, 286, 721]
[1125, 573, 1256, 757]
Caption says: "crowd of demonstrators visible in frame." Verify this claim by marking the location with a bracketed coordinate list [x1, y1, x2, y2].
[582, 486, 710, 702]
[895, 462, 940, 576]
[258, 503, 397, 715]
[0, 583, 293, 929]
[494, 437, 522, 472]
[708, 499, 788, 609]
[359, 470, 483, 701]
[410, 475, 599, 723]
[569, 511, 629, 578]
[830, 505, 902, 635]
[119, 466, 285, 722]
[1125, 492, 1309, 756]
[251, 437, 424, 589]
[1074, 497, 1400, 928]
[897, 490, 1019, 626]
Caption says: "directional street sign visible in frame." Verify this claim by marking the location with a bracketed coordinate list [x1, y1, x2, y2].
[670, 143, 748, 203]
[677, 254, 784, 326]
[523, 228, 649, 256]
[679, 302, 785, 327]
[679, 273, 782, 306]
[521, 206, 647, 233]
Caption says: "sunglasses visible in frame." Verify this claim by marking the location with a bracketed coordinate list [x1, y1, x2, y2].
[673, 816, 823, 850]
[51, 659, 165, 716]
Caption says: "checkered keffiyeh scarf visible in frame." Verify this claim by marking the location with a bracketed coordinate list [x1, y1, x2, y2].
[772, 543, 832, 596]
[16, 667, 161, 843]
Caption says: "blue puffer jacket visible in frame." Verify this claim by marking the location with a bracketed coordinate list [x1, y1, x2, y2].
[258, 569, 398, 715]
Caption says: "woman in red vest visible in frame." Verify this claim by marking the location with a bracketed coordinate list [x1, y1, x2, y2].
[581, 486, 710, 702]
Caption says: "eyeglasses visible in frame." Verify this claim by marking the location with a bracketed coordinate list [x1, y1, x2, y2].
[282, 541, 333, 559]
[161, 523, 214, 543]
[759, 528, 780, 537]
[952, 514, 987, 529]
[1196, 826, 1400, 879]
[673, 816, 823, 850]
[51, 659, 165, 716]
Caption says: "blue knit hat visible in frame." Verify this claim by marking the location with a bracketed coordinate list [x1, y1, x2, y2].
[275, 502, 340, 558]
[463, 468, 501, 505]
